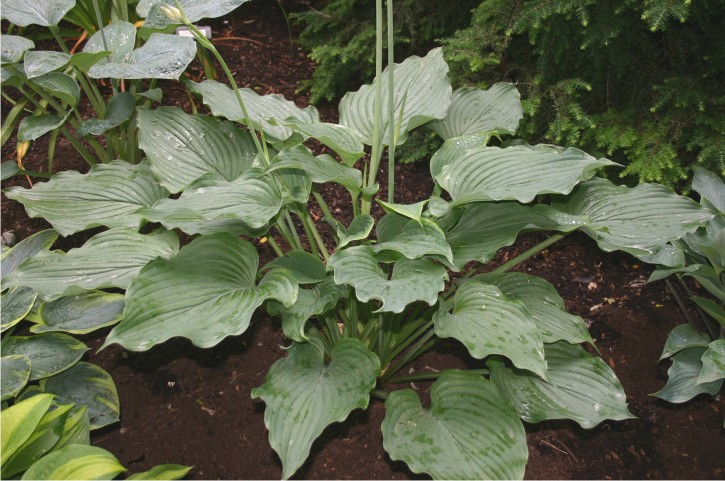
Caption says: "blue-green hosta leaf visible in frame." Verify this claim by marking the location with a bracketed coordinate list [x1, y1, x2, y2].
[2, 160, 20, 180]
[138, 0, 251, 28]
[104, 233, 297, 351]
[28, 291, 125, 335]
[553, 178, 713, 257]
[373, 213, 453, 263]
[692, 166, 725, 213]
[252, 336, 380, 480]
[382, 369, 527, 480]
[684, 217, 725, 270]
[332, 215, 375, 249]
[263, 251, 326, 285]
[187, 79, 319, 144]
[328, 246, 447, 314]
[652, 347, 724, 403]
[141, 173, 283, 235]
[137, 106, 257, 193]
[436, 143, 617, 205]
[429, 132, 490, 178]
[265, 145, 362, 192]
[1, 355, 31, 401]
[4, 161, 169, 236]
[82, 21, 136, 65]
[659, 324, 712, 360]
[274, 118, 364, 165]
[88, 33, 196, 80]
[691, 297, 725, 327]
[478, 273, 593, 345]
[4, 229, 179, 299]
[77, 91, 135, 137]
[18, 114, 69, 142]
[41, 362, 120, 430]
[1, 230, 56, 279]
[23, 51, 70, 78]
[377, 199, 428, 223]
[1, 35, 34, 64]
[2, 333, 87, 381]
[1, 393, 54, 460]
[21, 444, 126, 480]
[68, 51, 111, 73]
[1, 288, 38, 332]
[430, 84, 523, 140]
[33, 72, 81, 107]
[444, 202, 560, 270]
[434, 281, 547, 379]
[340, 48, 452, 147]
[490, 342, 634, 428]
[698, 340, 725, 384]
[0, 0, 75, 26]
[268, 277, 348, 342]
[127, 464, 193, 480]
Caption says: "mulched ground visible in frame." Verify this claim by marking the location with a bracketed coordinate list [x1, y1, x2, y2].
[2, 0, 723, 479]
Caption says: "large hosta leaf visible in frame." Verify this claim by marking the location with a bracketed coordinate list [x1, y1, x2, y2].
[659, 323, 712, 360]
[340, 48, 452, 145]
[23, 51, 71, 78]
[88, 34, 196, 80]
[478, 273, 593, 345]
[1, 35, 34, 64]
[187, 79, 319, 144]
[434, 281, 547, 379]
[443, 202, 560, 269]
[1, 288, 37, 332]
[138, 0, 251, 28]
[490, 342, 633, 428]
[21, 444, 126, 481]
[1, 355, 31, 401]
[77, 92, 135, 137]
[4, 161, 169, 236]
[1, 393, 55, 460]
[435, 143, 616, 205]
[328, 246, 447, 313]
[698, 340, 725, 384]
[18, 114, 69, 142]
[275, 118, 364, 165]
[332, 215, 375, 249]
[104, 233, 297, 351]
[32, 72, 80, 107]
[127, 464, 192, 480]
[1, 0, 75, 26]
[553, 178, 714, 257]
[137, 106, 257, 193]
[41, 362, 120, 430]
[82, 21, 136, 65]
[1, 229, 58, 279]
[28, 291, 125, 334]
[4, 229, 179, 299]
[265, 145, 362, 192]
[430, 84, 523, 140]
[263, 251, 327, 285]
[692, 166, 725, 213]
[382, 369, 527, 480]
[373, 213, 453, 263]
[2, 333, 87, 381]
[652, 347, 724, 403]
[340, 48, 451, 146]
[252, 336, 380, 480]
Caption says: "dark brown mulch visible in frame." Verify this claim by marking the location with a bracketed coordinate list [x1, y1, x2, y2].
[2, 1, 723, 479]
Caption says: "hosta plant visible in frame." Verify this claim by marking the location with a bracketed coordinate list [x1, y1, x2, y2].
[3, 1, 716, 479]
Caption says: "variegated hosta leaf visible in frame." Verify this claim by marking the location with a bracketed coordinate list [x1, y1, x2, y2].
[23, 51, 70, 78]
[28, 291, 125, 335]
[21, 444, 126, 481]
[652, 347, 724, 403]
[263, 251, 327, 285]
[4, 228, 179, 299]
[552, 178, 714, 257]
[491, 342, 633, 428]
[332, 215, 375, 249]
[435, 143, 617, 205]
[41, 362, 120, 430]
[434, 281, 547, 379]
[137, 106, 257, 193]
[104, 233, 297, 351]
[187, 79, 319, 144]
[0, 0, 75, 26]
[1, 229, 58, 279]
[1, 35, 34, 64]
[252, 336, 380, 480]
[3, 161, 169, 236]
[1, 288, 38, 332]
[2, 333, 87, 381]
[265, 145, 363, 192]
[1, 393, 55, 460]
[328, 246, 447, 314]
[127, 464, 192, 480]
[1, 355, 31, 401]
[141, 172, 283, 235]
[340, 48, 452, 147]
[478, 272, 593, 345]
[273, 118, 364, 166]
[88, 33, 196, 80]
[382, 369, 527, 480]
[430, 84, 523, 140]
[82, 21, 136, 65]
[698, 340, 725, 384]
[443, 202, 560, 270]
[138, 0, 251, 28]
[659, 324, 712, 360]
[373, 213, 453, 263]
[268, 277, 348, 342]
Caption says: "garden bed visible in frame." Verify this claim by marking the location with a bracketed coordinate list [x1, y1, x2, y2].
[2, 1, 723, 479]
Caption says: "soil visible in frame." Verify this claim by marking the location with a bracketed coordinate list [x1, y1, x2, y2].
[2, 1, 723, 479]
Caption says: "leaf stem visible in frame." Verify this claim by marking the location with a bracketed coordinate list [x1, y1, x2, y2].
[490, 233, 568, 275]
[386, 0, 395, 204]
